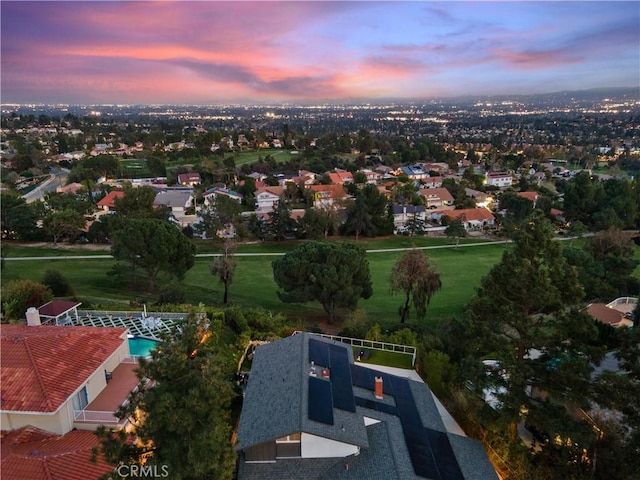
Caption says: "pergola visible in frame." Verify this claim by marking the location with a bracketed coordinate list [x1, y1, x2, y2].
[37, 300, 82, 325]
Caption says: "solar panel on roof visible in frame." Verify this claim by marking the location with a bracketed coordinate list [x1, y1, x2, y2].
[308, 338, 330, 367]
[308, 376, 334, 425]
[350, 364, 374, 389]
[354, 396, 399, 416]
[426, 429, 464, 480]
[329, 345, 356, 412]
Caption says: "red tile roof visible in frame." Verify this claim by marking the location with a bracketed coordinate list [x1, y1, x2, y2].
[1, 325, 127, 412]
[328, 171, 354, 185]
[516, 191, 538, 202]
[308, 184, 348, 200]
[96, 190, 124, 208]
[38, 300, 82, 318]
[443, 208, 495, 222]
[1, 426, 114, 480]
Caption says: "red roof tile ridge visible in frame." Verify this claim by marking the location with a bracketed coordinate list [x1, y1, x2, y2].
[41, 458, 54, 480]
[23, 338, 54, 412]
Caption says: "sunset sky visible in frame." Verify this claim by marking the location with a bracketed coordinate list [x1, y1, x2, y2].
[1, 1, 638, 105]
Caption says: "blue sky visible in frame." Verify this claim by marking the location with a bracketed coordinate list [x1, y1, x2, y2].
[1, 1, 638, 104]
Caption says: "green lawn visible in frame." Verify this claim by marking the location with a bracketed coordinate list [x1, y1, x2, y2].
[2, 240, 507, 328]
[231, 149, 295, 167]
[351, 347, 414, 369]
[120, 159, 151, 178]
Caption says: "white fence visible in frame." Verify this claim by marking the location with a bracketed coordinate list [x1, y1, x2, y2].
[293, 331, 417, 366]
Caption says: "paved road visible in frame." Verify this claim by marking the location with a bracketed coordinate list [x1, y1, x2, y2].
[22, 167, 69, 203]
[4, 239, 517, 261]
[3, 235, 586, 262]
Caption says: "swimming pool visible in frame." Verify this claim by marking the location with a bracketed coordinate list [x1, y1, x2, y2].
[128, 336, 162, 357]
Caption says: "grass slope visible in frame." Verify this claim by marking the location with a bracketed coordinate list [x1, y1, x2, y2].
[2, 239, 508, 327]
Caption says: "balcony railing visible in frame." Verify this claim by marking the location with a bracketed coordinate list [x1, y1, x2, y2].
[74, 409, 126, 425]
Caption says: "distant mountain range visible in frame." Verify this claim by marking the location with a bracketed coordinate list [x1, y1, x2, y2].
[446, 86, 639, 103]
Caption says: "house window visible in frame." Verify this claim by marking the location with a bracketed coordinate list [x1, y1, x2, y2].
[72, 386, 89, 411]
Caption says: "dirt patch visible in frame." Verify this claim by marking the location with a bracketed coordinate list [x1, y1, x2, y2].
[5, 241, 111, 251]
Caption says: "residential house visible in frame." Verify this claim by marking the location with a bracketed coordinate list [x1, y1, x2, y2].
[516, 191, 539, 207]
[485, 172, 513, 187]
[56, 182, 84, 195]
[153, 189, 194, 217]
[419, 187, 454, 209]
[255, 186, 284, 213]
[400, 165, 429, 180]
[432, 208, 496, 230]
[177, 172, 202, 186]
[204, 187, 243, 205]
[422, 163, 449, 175]
[235, 333, 498, 480]
[0, 323, 138, 435]
[1, 425, 114, 480]
[358, 169, 382, 184]
[328, 171, 354, 185]
[96, 190, 124, 213]
[464, 189, 494, 209]
[393, 205, 426, 229]
[422, 176, 443, 188]
[237, 134, 251, 150]
[308, 184, 349, 209]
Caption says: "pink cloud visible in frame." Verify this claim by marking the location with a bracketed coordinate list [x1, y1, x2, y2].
[491, 48, 583, 70]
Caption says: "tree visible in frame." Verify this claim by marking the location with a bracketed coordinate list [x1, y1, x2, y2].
[565, 228, 640, 299]
[405, 213, 426, 237]
[94, 313, 236, 480]
[1, 279, 52, 321]
[41, 209, 86, 245]
[196, 195, 242, 239]
[390, 250, 442, 323]
[272, 241, 373, 322]
[211, 239, 236, 304]
[444, 217, 467, 247]
[0, 191, 41, 240]
[111, 219, 195, 290]
[114, 186, 171, 220]
[464, 213, 600, 447]
[342, 184, 393, 239]
[266, 198, 298, 240]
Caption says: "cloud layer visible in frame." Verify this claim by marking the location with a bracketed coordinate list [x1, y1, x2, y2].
[1, 1, 638, 104]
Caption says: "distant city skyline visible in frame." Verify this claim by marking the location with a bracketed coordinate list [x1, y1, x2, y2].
[1, 1, 638, 105]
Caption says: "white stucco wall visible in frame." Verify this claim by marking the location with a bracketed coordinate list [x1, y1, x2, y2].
[300, 432, 359, 458]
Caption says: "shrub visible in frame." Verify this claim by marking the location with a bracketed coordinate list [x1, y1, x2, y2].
[156, 282, 186, 305]
[1, 279, 52, 322]
[41, 269, 75, 297]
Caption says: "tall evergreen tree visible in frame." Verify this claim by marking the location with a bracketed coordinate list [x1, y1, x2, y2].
[94, 313, 237, 480]
[464, 213, 602, 453]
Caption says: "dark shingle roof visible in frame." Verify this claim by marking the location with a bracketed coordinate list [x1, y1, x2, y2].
[236, 334, 368, 451]
[236, 333, 498, 480]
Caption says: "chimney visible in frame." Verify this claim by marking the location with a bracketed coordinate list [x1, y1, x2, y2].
[26, 307, 41, 327]
[374, 376, 383, 399]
